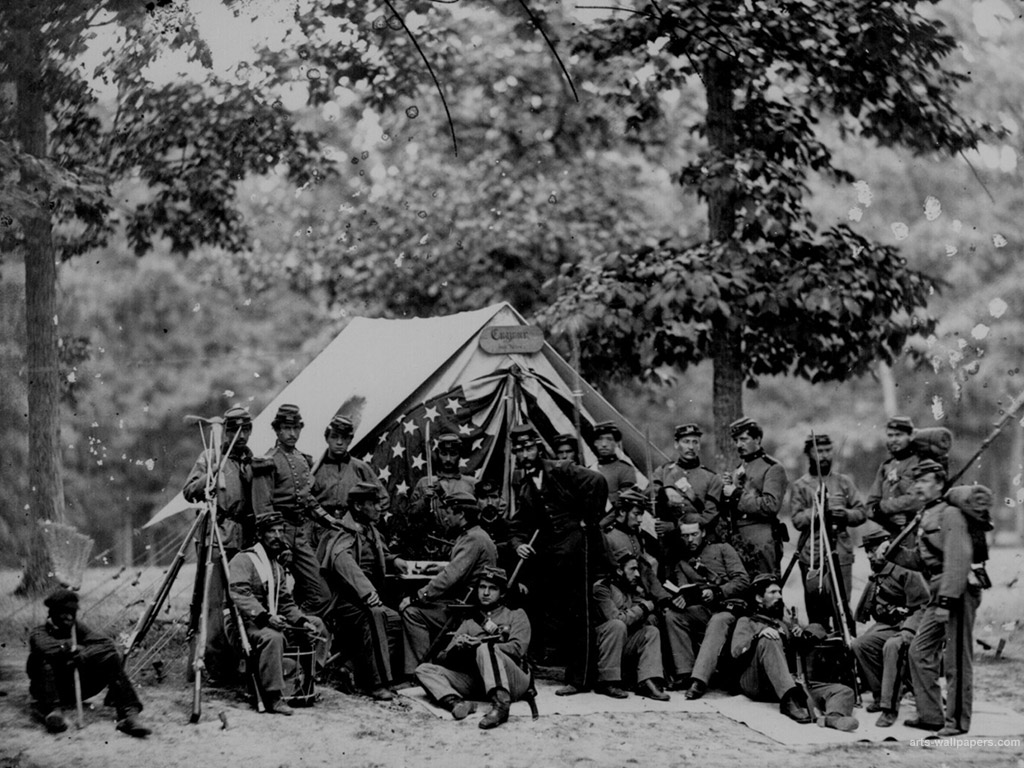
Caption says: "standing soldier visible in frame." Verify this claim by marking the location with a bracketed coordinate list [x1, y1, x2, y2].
[651, 423, 724, 570]
[851, 524, 929, 728]
[721, 417, 789, 577]
[414, 566, 534, 729]
[790, 433, 867, 629]
[182, 405, 256, 680]
[668, 514, 750, 698]
[400, 491, 498, 674]
[405, 431, 476, 559]
[905, 459, 980, 737]
[508, 423, 608, 696]
[251, 404, 336, 617]
[866, 416, 923, 538]
[590, 421, 638, 508]
[318, 481, 407, 701]
[314, 415, 387, 529]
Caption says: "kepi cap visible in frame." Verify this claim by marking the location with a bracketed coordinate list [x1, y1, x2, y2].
[674, 423, 703, 439]
[729, 417, 761, 438]
[326, 415, 354, 437]
[348, 481, 381, 501]
[911, 458, 947, 480]
[271, 404, 304, 429]
[886, 416, 914, 434]
[478, 565, 508, 589]
[510, 423, 540, 449]
[592, 421, 622, 441]
[224, 406, 252, 430]
[44, 588, 79, 612]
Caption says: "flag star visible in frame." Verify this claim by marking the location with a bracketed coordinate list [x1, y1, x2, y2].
[423, 405, 440, 422]
[391, 442, 406, 458]
[378, 466, 392, 482]
[471, 438, 483, 451]
[445, 397, 462, 414]
[362, 454, 374, 463]
[378, 433, 389, 445]
[457, 423, 472, 435]
[402, 420, 419, 435]
[395, 480, 409, 495]
[459, 457, 469, 468]
[411, 454, 426, 470]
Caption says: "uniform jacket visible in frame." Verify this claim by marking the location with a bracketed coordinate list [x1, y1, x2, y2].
[592, 456, 638, 505]
[438, 604, 531, 667]
[592, 577, 657, 630]
[866, 450, 923, 535]
[182, 446, 254, 551]
[790, 471, 867, 567]
[314, 454, 384, 515]
[509, 459, 609, 550]
[228, 544, 306, 628]
[731, 611, 799, 659]
[915, 499, 974, 608]
[672, 540, 750, 605]
[651, 460, 723, 532]
[603, 525, 669, 601]
[857, 561, 930, 632]
[409, 472, 476, 517]
[421, 524, 497, 603]
[731, 451, 788, 526]
[252, 443, 328, 524]
[318, 511, 396, 599]
[28, 620, 114, 667]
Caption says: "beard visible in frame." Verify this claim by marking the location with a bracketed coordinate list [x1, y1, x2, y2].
[809, 458, 832, 476]
[762, 600, 785, 619]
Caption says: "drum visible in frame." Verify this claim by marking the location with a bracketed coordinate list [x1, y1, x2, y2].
[282, 646, 316, 707]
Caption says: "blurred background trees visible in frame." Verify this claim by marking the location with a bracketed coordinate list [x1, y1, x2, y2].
[2, 0, 1022, 576]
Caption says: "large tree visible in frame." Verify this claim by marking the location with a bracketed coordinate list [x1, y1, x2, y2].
[0, 0, 434, 592]
[539, 0, 997, 463]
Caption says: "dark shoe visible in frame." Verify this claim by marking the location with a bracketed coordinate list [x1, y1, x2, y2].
[822, 713, 859, 732]
[367, 687, 395, 702]
[684, 680, 707, 701]
[267, 698, 294, 716]
[595, 682, 629, 700]
[555, 684, 582, 697]
[638, 679, 670, 702]
[928, 726, 966, 738]
[667, 675, 691, 692]
[780, 691, 812, 724]
[115, 712, 153, 737]
[875, 710, 897, 728]
[865, 701, 882, 713]
[903, 717, 943, 732]
[479, 689, 511, 730]
[44, 710, 68, 734]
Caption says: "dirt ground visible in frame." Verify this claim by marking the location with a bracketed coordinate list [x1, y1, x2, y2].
[1, 549, 1023, 768]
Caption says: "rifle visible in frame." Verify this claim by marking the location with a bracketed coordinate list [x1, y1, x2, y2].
[70, 624, 85, 729]
[424, 420, 442, 525]
[789, 607, 820, 720]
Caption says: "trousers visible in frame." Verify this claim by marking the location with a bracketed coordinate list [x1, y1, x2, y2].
[670, 606, 736, 684]
[737, 636, 796, 702]
[28, 638, 142, 718]
[851, 623, 907, 711]
[595, 620, 663, 685]
[415, 644, 531, 702]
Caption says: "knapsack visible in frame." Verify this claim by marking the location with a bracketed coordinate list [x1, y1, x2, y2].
[911, 427, 953, 469]
[944, 484, 995, 588]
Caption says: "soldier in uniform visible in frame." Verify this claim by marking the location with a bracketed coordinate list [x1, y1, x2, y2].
[400, 491, 498, 674]
[182, 405, 256, 681]
[905, 459, 979, 737]
[650, 423, 724, 571]
[721, 417, 789, 577]
[28, 589, 152, 736]
[475, 478, 514, 573]
[318, 481, 407, 700]
[314, 415, 387, 529]
[668, 513, 750, 699]
[414, 566, 534, 729]
[602, 487, 665, 598]
[405, 431, 476, 559]
[552, 433, 580, 465]
[592, 553, 671, 701]
[730, 574, 813, 724]
[790, 433, 867, 629]
[251, 404, 336, 617]
[228, 512, 328, 716]
[866, 416, 923, 537]
[590, 421, 638, 509]
[508, 423, 609, 695]
[850, 524, 929, 727]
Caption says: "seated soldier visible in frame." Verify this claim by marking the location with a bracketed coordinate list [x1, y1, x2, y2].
[318, 481, 407, 700]
[229, 512, 329, 715]
[730, 574, 813, 724]
[592, 553, 671, 701]
[27, 589, 152, 737]
[476, 478, 515, 573]
[851, 524, 930, 727]
[414, 566, 534, 729]
[668, 513, 750, 698]
[400, 491, 498, 674]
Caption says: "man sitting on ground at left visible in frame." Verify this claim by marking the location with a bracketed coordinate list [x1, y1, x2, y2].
[415, 566, 533, 729]
[27, 588, 152, 737]
[229, 512, 328, 715]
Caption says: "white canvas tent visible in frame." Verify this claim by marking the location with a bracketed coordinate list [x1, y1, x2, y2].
[146, 302, 668, 527]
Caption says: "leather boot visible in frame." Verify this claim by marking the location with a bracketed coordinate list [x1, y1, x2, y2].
[780, 688, 812, 724]
[638, 678, 670, 702]
[438, 694, 476, 720]
[479, 688, 511, 730]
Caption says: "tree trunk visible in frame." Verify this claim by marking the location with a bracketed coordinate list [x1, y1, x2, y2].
[705, 49, 742, 468]
[13, 8, 65, 595]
